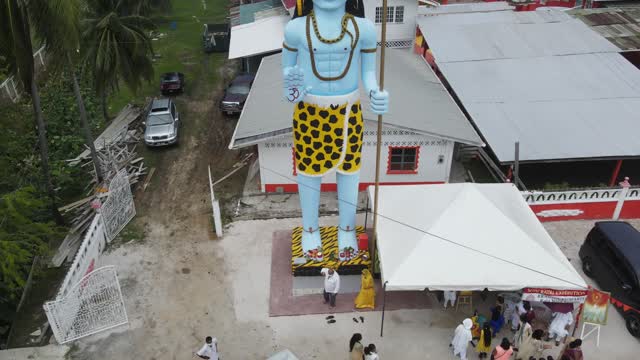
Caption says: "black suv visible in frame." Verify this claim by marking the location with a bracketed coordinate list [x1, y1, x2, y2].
[579, 221, 640, 337]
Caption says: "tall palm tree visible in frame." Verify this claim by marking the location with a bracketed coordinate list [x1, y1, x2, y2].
[28, 0, 105, 183]
[0, 0, 63, 224]
[82, 0, 156, 121]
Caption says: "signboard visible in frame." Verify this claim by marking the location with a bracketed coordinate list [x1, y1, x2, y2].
[582, 288, 611, 326]
[523, 288, 588, 303]
[101, 169, 136, 241]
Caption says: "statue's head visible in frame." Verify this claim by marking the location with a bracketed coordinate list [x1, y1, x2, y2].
[293, 0, 365, 19]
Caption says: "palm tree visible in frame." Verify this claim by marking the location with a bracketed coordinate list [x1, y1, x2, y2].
[0, 0, 63, 224]
[27, 0, 105, 183]
[81, 0, 156, 121]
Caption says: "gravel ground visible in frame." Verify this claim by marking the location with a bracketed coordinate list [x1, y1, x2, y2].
[63, 216, 640, 360]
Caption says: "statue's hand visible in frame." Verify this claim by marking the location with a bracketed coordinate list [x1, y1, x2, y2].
[283, 65, 311, 103]
[369, 88, 389, 115]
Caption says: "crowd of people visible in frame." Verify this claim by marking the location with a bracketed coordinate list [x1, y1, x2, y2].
[449, 295, 585, 360]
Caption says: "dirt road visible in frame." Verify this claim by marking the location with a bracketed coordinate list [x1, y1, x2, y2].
[69, 45, 266, 358]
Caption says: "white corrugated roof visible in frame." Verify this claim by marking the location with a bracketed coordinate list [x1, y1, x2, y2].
[228, 15, 288, 59]
[418, 1, 514, 16]
[418, 8, 640, 163]
[228, 49, 483, 149]
[417, 8, 618, 63]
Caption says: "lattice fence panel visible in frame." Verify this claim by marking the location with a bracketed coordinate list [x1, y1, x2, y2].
[44, 266, 128, 344]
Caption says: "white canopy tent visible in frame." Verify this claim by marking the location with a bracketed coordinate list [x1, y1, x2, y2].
[367, 183, 587, 336]
[367, 183, 587, 292]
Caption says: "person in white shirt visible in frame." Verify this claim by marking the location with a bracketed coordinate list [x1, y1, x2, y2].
[547, 311, 573, 346]
[321, 267, 340, 307]
[364, 343, 379, 360]
[195, 336, 219, 360]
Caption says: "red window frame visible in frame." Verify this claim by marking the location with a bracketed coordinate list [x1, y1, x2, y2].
[386, 146, 420, 174]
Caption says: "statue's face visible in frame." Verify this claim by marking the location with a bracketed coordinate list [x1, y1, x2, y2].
[312, 0, 347, 11]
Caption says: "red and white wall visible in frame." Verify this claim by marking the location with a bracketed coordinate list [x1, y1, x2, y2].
[257, 123, 454, 192]
[524, 187, 640, 222]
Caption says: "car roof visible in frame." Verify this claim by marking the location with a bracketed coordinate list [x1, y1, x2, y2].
[151, 98, 171, 111]
[161, 72, 181, 79]
[231, 74, 254, 85]
[595, 221, 640, 276]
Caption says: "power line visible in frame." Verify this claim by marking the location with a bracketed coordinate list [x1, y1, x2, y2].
[258, 164, 588, 290]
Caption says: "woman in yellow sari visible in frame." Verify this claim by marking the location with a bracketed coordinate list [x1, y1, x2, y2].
[355, 269, 375, 309]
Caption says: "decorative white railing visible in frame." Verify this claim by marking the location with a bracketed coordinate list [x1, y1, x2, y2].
[522, 187, 640, 205]
[0, 45, 47, 103]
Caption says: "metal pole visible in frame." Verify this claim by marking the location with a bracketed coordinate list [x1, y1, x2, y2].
[371, 0, 389, 274]
[514, 141, 520, 189]
[364, 193, 370, 230]
[380, 281, 388, 337]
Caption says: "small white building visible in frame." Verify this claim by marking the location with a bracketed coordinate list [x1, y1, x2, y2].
[228, 49, 483, 193]
[229, 0, 418, 60]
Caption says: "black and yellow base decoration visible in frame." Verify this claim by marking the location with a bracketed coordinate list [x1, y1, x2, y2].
[291, 226, 370, 276]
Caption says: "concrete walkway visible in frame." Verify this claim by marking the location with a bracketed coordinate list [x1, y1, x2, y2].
[0, 345, 69, 360]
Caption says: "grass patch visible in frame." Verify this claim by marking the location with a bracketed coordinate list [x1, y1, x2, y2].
[107, 221, 146, 249]
[108, 0, 229, 112]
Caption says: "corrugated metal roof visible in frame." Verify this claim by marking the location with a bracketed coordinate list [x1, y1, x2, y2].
[239, 0, 285, 25]
[420, 8, 640, 163]
[228, 15, 289, 59]
[418, 1, 514, 15]
[228, 49, 483, 149]
[417, 8, 618, 63]
[439, 53, 640, 162]
[571, 8, 640, 50]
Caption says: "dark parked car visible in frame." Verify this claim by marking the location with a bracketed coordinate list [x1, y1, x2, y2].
[160, 72, 184, 95]
[579, 221, 640, 337]
[220, 74, 254, 115]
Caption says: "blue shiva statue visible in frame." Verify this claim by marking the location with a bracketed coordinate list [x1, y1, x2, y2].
[282, 0, 389, 261]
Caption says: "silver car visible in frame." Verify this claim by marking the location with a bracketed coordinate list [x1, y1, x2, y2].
[144, 98, 180, 146]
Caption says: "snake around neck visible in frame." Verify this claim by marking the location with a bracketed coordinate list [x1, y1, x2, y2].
[306, 11, 360, 82]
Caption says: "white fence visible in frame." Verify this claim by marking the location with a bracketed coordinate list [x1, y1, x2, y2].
[44, 266, 128, 344]
[101, 169, 136, 241]
[0, 45, 47, 103]
[57, 215, 108, 298]
[522, 187, 640, 205]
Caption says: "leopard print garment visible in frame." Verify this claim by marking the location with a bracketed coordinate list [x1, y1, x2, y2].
[292, 100, 363, 176]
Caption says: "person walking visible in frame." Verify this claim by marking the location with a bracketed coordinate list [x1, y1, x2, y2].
[450, 318, 473, 359]
[321, 267, 340, 308]
[491, 338, 515, 360]
[516, 329, 551, 360]
[513, 314, 532, 352]
[476, 322, 492, 358]
[195, 336, 219, 360]
[559, 339, 583, 360]
[349, 333, 364, 360]
[364, 343, 379, 360]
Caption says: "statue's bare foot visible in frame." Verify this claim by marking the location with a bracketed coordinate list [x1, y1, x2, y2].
[301, 230, 322, 261]
[338, 228, 358, 261]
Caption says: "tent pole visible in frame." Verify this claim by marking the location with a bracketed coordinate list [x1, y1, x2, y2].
[380, 281, 388, 337]
[364, 193, 369, 230]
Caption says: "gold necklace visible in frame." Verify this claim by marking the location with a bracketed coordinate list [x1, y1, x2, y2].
[306, 13, 359, 81]
[310, 11, 352, 44]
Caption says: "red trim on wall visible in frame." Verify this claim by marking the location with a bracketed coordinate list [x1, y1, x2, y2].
[530, 202, 618, 222]
[387, 146, 421, 175]
[264, 181, 445, 193]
